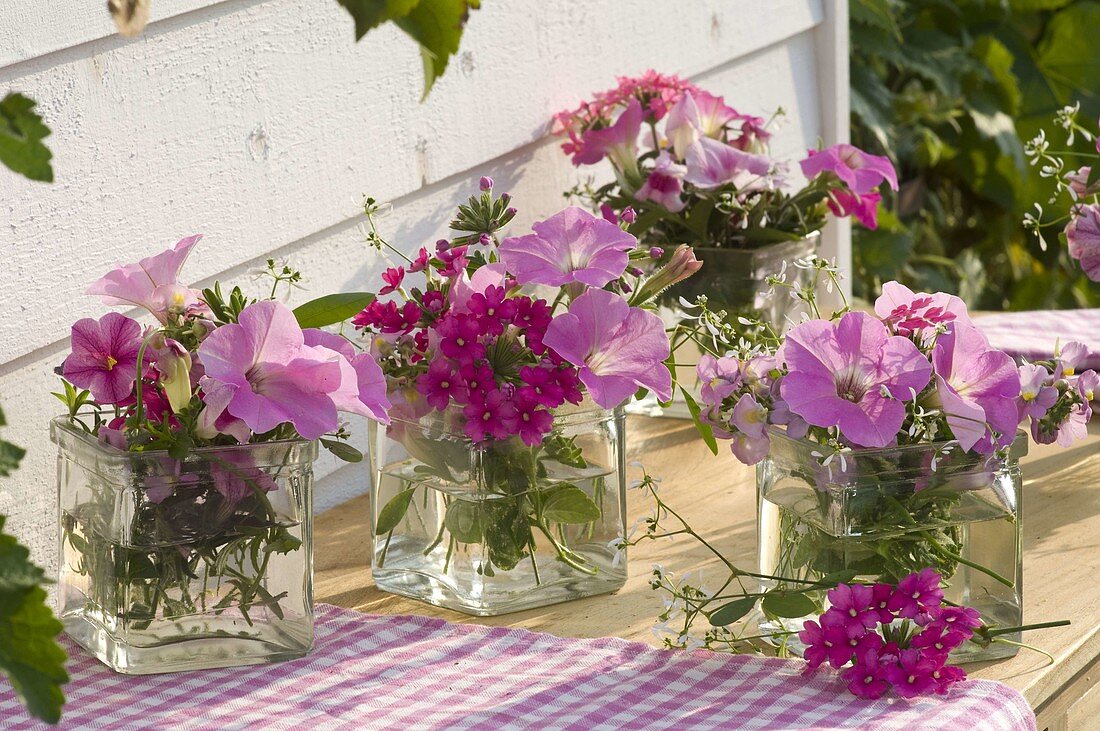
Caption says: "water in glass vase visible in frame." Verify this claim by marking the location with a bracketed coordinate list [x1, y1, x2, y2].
[755, 428, 1025, 664]
[54, 420, 316, 674]
[370, 403, 627, 615]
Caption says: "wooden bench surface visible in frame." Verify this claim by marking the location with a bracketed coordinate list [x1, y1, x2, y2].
[315, 416, 1100, 730]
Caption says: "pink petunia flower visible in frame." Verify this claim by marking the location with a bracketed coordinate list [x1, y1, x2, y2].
[634, 152, 687, 212]
[198, 300, 375, 441]
[778, 311, 932, 448]
[932, 322, 1021, 453]
[1065, 203, 1100, 281]
[62, 313, 148, 405]
[683, 137, 772, 190]
[573, 98, 643, 173]
[498, 207, 637, 288]
[302, 328, 391, 424]
[86, 234, 205, 323]
[827, 189, 882, 230]
[874, 281, 971, 340]
[542, 288, 671, 408]
[1066, 166, 1100, 199]
[799, 144, 898, 195]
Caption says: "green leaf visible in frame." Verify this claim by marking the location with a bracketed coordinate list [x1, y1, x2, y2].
[761, 590, 817, 619]
[708, 596, 756, 627]
[541, 434, 587, 469]
[336, 0, 420, 39]
[444, 500, 483, 543]
[541, 485, 601, 524]
[395, 0, 480, 98]
[681, 387, 718, 456]
[320, 438, 364, 463]
[0, 93, 53, 183]
[292, 292, 375, 328]
[337, 0, 480, 98]
[375, 486, 417, 534]
[1034, 3, 1100, 107]
[0, 521, 68, 723]
[850, 0, 900, 37]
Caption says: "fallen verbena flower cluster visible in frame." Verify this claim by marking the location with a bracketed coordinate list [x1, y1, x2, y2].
[801, 570, 980, 699]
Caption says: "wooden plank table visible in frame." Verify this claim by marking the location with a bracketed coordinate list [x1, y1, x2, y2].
[316, 416, 1100, 731]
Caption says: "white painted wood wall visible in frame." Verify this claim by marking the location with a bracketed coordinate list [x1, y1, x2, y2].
[0, 0, 849, 567]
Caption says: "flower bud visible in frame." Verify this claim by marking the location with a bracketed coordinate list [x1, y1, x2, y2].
[478, 232, 492, 246]
[435, 238, 451, 253]
[649, 247, 665, 260]
[621, 206, 637, 224]
[631, 245, 703, 303]
[479, 176, 494, 191]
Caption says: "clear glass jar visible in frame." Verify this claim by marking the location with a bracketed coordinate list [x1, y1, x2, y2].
[665, 234, 821, 331]
[757, 427, 1025, 663]
[629, 235, 820, 419]
[369, 398, 627, 615]
[52, 418, 316, 674]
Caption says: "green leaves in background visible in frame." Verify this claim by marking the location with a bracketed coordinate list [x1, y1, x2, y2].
[0, 93, 53, 183]
[0, 517, 68, 725]
[336, 0, 481, 98]
[0, 407, 25, 479]
[849, 0, 1100, 311]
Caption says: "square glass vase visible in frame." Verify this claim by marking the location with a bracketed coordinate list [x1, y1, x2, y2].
[629, 235, 820, 419]
[757, 427, 1026, 664]
[53, 418, 316, 674]
[369, 400, 627, 616]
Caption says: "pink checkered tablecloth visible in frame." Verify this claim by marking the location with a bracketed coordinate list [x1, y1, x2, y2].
[0, 604, 1034, 730]
[976, 309, 1100, 367]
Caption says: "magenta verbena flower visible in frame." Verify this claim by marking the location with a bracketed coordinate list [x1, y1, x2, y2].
[62, 312, 147, 405]
[498, 206, 637, 288]
[416, 360, 465, 411]
[466, 285, 518, 337]
[841, 651, 891, 700]
[932, 322, 1021, 453]
[542, 288, 671, 409]
[86, 234, 204, 323]
[379, 266, 405, 295]
[826, 583, 881, 635]
[462, 388, 518, 443]
[800, 144, 898, 196]
[513, 394, 555, 446]
[779, 311, 932, 448]
[884, 649, 938, 699]
[437, 313, 486, 364]
[887, 567, 944, 619]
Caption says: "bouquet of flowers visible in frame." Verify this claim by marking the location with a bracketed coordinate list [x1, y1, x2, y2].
[356, 178, 700, 613]
[1024, 102, 1100, 280]
[552, 70, 897, 249]
[53, 235, 389, 671]
[664, 260, 1091, 662]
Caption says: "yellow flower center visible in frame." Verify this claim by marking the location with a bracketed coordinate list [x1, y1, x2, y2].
[104, 355, 118, 371]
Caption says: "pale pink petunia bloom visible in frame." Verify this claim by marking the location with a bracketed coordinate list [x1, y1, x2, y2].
[199, 300, 365, 440]
[634, 152, 687, 212]
[303, 328, 391, 424]
[799, 144, 898, 195]
[778, 311, 932, 448]
[683, 137, 772, 190]
[541, 288, 671, 408]
[728, 393, 770, 465]
[87, 234, 205, 323]
[932, 322, 1021, 453]
[1057, 341, 1090, 377]
[498, 207, 637, 288]
[874, 281, 971, 340]
[1066, 167, 1100, 199]
[62, 312, 147, 405]
[573, 98, 643, 172]
[1066, 204, 1100, 281]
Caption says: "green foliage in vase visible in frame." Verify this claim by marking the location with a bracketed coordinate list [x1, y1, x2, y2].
[336, 0, 481, 98]
[850, 0, 1100, 309]
[0, 92, 53, 183]
[375, 431, 606, 578]
[0, 406, 68, 725]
